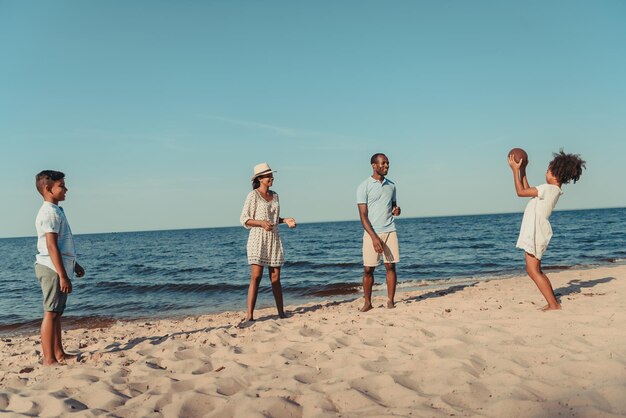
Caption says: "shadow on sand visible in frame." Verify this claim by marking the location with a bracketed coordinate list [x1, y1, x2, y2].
[554, 276, 615, 297]
[81, 276, 616, 360]
[238, 298, 360, 328]
[91, 298, 360, 356]
[403, 282, 479, 304]
[93, 322, 234, 356]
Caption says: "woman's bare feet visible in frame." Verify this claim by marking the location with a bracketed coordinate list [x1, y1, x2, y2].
[387, 300, 396, 309]
[237, 317, 255, 329]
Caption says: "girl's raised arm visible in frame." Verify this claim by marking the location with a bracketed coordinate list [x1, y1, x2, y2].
[508, 154, 538, 198]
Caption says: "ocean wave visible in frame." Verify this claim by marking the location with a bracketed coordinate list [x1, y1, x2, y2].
[606, 257, 626, 263]
[304, 282, 361, 297]
[284, 260, 361, 268]
[542, 265, 573, 271]
[93, 281, 246, 293]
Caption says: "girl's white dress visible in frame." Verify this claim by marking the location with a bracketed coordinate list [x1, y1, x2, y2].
[240, 189, 284, 267]
[516, 184, 563, 260]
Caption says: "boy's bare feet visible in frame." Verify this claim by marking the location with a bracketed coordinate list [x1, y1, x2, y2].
[41, 358, 65, 366]
[387, 301, 396, 309]
[540, 304, 562, 311]
[359, 303, 373, 312]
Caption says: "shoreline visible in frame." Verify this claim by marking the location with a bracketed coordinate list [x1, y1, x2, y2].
[2, 260, 624, 339]
[1, 264, 625, 416]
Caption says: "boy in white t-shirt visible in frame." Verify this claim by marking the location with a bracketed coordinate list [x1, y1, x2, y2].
[508, 151, 586, 311]
[34, 170, 85, 365]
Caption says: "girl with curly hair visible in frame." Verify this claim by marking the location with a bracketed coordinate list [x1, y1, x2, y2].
[508, 150, 586, 310]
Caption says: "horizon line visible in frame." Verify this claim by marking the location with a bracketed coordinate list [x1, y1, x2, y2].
[1, 206, 624, 240]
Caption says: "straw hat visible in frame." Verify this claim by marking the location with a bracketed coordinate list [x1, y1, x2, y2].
[251, 162, 277, 180]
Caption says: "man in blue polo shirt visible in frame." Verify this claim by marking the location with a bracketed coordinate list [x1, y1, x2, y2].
[356, 153, 401, 312]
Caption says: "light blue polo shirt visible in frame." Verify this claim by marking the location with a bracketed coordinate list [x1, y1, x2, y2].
[356, 177, 397, 233]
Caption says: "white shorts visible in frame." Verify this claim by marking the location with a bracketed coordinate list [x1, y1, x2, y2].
[363, 231, 400, 267]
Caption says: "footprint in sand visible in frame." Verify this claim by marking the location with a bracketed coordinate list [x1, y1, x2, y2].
[294, 369, 331, 384]
[362, 337, 386, 348]
[299, 327, 322, 338]
[420, 328, 435, 338]
[7, 395, 39, 415]
[127, 381, 151, 397]
[74, 387, 127, 411]
[0, 393, 9, 409]
[175, 393, 218, 417]
[161, 358, 211, 375]
[215, 377, 246, 396]
[359, 357, 391, 373]
[191, 364, 214, 375]
[280, 347, 309, 361]
[391, 374, 425, 395]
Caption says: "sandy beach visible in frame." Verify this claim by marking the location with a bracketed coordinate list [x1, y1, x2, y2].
[1, 264, 625, 417]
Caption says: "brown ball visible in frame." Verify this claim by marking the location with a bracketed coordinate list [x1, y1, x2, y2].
[509, 148, 528, 167]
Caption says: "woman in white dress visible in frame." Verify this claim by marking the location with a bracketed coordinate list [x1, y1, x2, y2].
[240, 163, 297, 321]
[508, 150, 585, 311]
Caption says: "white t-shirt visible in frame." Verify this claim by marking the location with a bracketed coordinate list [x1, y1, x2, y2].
[516, 184, 563, 260]
[35, 201, 76, 276]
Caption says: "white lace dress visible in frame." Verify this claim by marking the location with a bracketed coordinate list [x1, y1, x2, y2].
[240, 190, 284, 267]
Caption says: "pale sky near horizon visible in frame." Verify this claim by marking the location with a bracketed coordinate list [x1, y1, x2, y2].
[1, 1, 625, 238]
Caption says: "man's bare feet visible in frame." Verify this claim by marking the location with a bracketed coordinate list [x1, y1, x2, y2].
[278, 312, 288, 319]
[387, 301, 396, 309]
[540, 304, 562, 311]
[359, 303, 373, 312]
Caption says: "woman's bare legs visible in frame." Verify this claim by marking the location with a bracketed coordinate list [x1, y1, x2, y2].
[246, 264, 264, 321]
[269, 267, 286, 318]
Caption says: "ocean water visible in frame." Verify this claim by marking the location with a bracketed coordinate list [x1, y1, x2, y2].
[1, 208, 625, 335]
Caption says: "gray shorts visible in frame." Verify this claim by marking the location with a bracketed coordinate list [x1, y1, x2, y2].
[35, 264, 67, 314]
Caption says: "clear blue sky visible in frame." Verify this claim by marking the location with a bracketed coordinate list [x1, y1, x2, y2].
[1, 1, 625, 238]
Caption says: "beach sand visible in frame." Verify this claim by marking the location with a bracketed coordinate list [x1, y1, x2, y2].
[1, 265, 625, 417]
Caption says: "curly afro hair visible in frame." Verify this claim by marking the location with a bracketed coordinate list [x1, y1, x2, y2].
[548, 150, 586, 185]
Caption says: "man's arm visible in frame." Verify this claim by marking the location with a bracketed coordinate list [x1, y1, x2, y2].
[45, 233, 72, 293]
[392, 201, 401, 216]
[358, 204, 384, 254]
[391, 185, 400, 216]
[75, 262, 85, 278]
